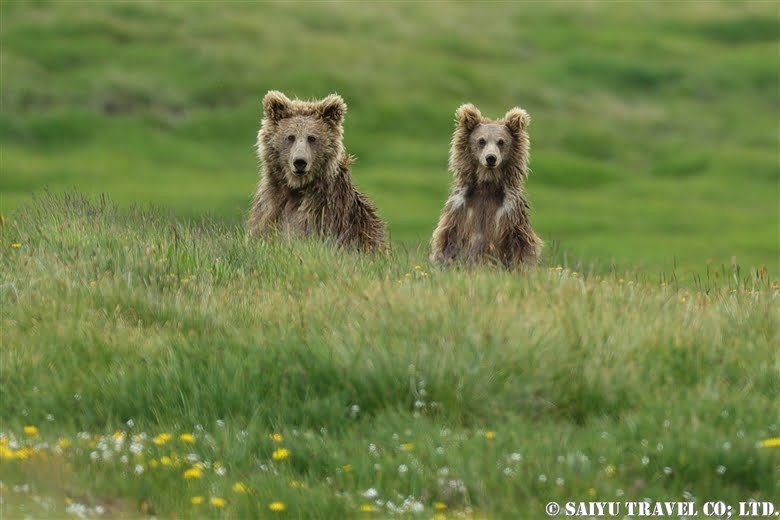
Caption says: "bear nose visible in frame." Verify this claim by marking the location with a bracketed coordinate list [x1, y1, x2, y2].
[293, 159, 307, 172]
[486, 154, 497, 166]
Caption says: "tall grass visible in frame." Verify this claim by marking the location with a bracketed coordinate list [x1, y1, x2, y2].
[1, 194, 777, 518]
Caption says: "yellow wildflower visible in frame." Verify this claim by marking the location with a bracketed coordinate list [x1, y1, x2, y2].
[160, 456, 172, 466]
[210, 497, 226, 508]
[434, 514, 447, 520]
[191, 496, 204, 505]
[588, 487, 597, 497]
[57, 438, 71, 450]
[24, 425, 39, 437]
[401, 442, 414, 451]
[149, 459, 159, 469]
[112, 431, 124, 440]
[232, 482, 248, 494]
[434, 502, 447, 510]
[11, 243, 21, 249]
[414, 265, 421, 270]
[360, 504, 376, 512]
[269, 433, 283, 442]
[269, 501, 286, 512]
[289, 479, 303, 488]
[16, 447, 34, 459]
[605, 464, 616, 477]
[760, 437, 780, 448]
[484, 431, 496, 440]
[180, 433, 195, 444]
[272, 448, 290, 460]
[342, 464, 353, 472]
[0, 446, 14, 460]
[183, 466, 203, 479]
[153, 433, 172, 445]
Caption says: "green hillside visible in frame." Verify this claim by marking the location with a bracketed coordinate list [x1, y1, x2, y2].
[1, 1, 778, 271]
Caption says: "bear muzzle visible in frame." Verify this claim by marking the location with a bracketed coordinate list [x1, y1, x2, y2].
[292, 158, 308, 175]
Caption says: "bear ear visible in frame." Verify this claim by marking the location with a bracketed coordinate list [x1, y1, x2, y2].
[317, 94, 347, 126]
[455, 103, 482, 132]
[263, 91, 292, 123]
[504, 107, 530, 135]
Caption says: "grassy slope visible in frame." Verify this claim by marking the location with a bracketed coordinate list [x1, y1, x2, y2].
[1, 1, 778, 271]
[1, 195, 778, 518]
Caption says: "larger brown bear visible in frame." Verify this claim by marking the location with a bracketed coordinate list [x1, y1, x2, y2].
[248, 91, 387, 252]
[430, 104, 542, 268]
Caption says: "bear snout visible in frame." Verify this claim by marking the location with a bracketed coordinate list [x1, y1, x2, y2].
[486, 154, 497, 167]
[293, 158, 308, 175]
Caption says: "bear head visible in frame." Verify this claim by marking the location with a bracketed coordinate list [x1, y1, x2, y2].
[450, 103, 531, 186]
[259, 91, 347, 188]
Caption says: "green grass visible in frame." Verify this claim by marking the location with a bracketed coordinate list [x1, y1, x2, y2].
[1, 1, 779, 516]
[1, 194, 778, 518]
[1, 1, 778, 272]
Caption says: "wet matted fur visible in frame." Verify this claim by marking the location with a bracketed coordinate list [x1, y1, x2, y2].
[430, 103, 542, 268]
[248, 91, 387, 252]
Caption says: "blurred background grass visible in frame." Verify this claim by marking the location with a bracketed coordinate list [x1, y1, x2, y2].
[1, 0, 777, 272]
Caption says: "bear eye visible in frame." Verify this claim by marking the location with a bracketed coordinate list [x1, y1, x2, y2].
[307, 135, 316, 143]
[497, 139, 505, 146]
[287, 135, 295, 142]
[478, 138, 486, 147]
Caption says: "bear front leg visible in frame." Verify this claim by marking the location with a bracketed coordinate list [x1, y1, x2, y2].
[247, 188, 282, 238]
[430, 214, 459, 265]
[501, 227, 542, 269]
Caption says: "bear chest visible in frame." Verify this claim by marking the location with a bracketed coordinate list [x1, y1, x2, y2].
[452, 192, 505, 259]
[279, 193, 316, 235]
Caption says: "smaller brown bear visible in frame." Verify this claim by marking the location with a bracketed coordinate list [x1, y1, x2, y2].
[248, 91, 387, 252]
[430, 103, 542, 268]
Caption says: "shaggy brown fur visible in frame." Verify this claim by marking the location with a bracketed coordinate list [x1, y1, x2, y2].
[430, 103, 542, 268]
[248, 91, 387, 252]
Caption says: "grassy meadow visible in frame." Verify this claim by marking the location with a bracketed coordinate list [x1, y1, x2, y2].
[1, 0, 779, 518]
[1, 194, 778, 518]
